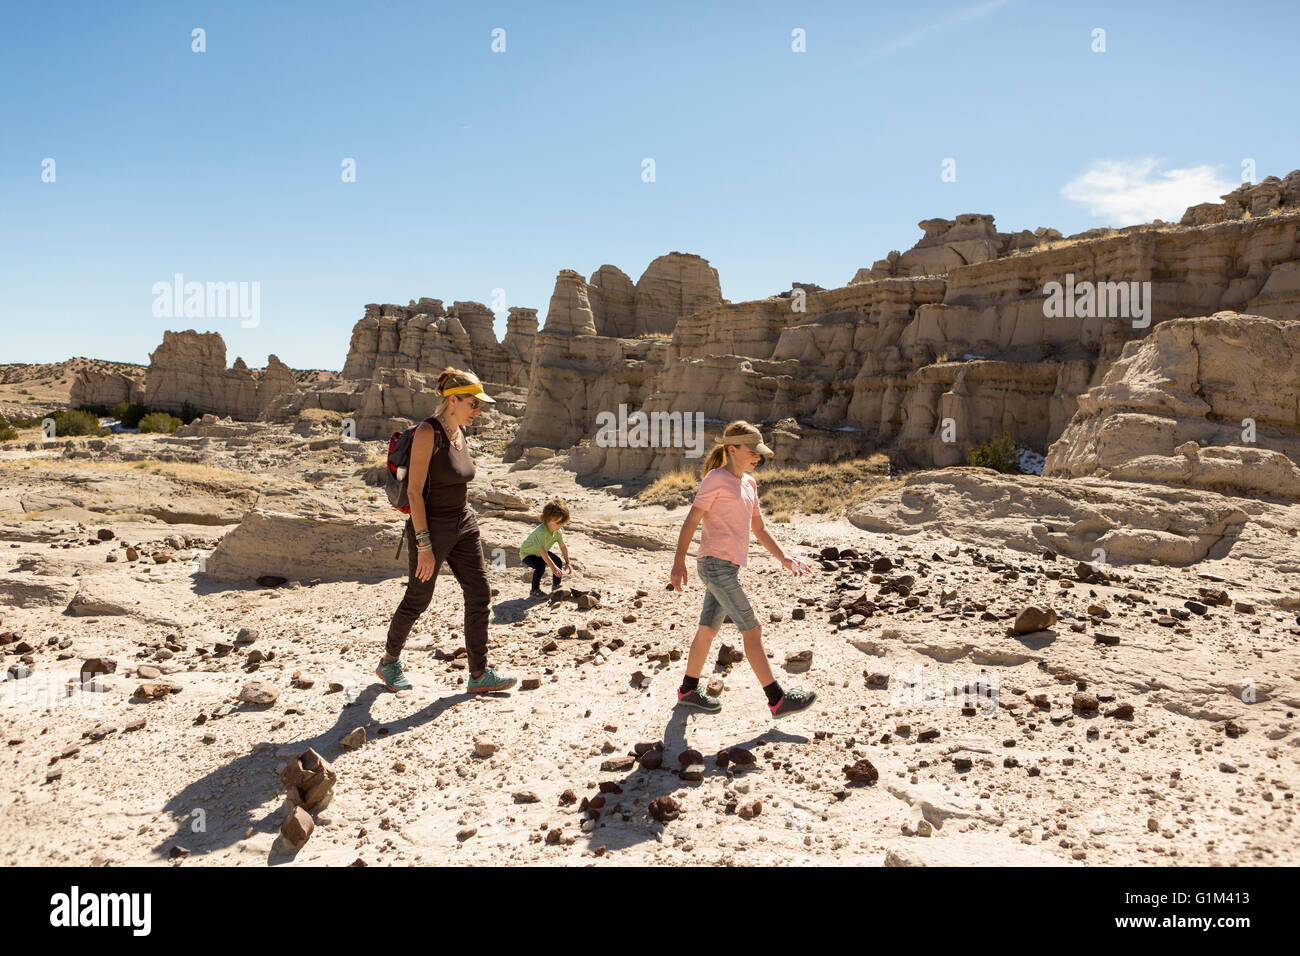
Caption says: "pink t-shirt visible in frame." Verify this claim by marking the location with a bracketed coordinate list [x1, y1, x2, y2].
[692, 467, 760, 567]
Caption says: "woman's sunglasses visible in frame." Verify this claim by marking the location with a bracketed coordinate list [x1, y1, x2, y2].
[459, 397, 484, 410]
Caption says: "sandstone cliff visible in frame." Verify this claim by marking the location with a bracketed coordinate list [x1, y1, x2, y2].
[140, 331, 297, 419]
[570, 180, 1300, 480]
[69, 367, 147, 409]
[1044, 313, 1300, 499]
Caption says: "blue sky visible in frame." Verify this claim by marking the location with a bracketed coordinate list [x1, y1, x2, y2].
[3, 0, 1297, 370]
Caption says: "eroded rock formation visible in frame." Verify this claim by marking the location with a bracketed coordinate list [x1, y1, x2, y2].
[142, 331, 297, 419]
[1044, 313, 1300, 499]
[69, 368, 146, 409]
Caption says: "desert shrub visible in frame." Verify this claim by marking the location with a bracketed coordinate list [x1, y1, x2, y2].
[966, 432, 1022, 473]
[139, 412, 183, 434]
[179, 401, 200, 424]
[111, 401, 148, 428]
[53, 409, 108, 437]
[0, 414, 17, 441]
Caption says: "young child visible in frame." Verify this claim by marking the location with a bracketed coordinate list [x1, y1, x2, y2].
[669, 421, 816, 720]
[519, 499, 571, 597]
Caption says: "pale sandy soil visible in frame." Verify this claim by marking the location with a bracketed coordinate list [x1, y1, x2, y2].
[1, 420, 1296, 866]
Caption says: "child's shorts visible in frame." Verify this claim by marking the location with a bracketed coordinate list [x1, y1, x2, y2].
[697, 555, 760, 631]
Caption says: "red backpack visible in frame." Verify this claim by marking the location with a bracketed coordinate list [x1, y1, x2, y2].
[386, 417, 467, 560]
[384, 417, 460, 513]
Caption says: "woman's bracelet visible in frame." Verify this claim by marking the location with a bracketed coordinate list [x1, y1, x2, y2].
[416, 543, 432, 553]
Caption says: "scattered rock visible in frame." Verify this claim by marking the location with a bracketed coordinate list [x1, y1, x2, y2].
[1012, 605, 1057, 634]
[339, 727, 366, 750]
[237, 681, 280, 706]
[843, 759, 878, 783]
[79, 658, 117, 681]
[474, 740, 499, 757]
[280, 806, 315, 849]
[648, 796, 681, 823]
[784, 649, 813, 672]
[738, 800, 762, 820]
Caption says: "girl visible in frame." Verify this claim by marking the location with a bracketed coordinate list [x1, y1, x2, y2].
[669, 420, 816, 720]
[377, 367, 516, 694]
[519, 498, 572, 597]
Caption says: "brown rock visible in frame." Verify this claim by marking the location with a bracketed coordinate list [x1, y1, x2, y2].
[1012, 605, 1057, 634]
[648, 795, 681, 823]
[79, 658, 117, 680]
[1072, 692, 1099, 711]
[844, 758, 879, 783]
[132, 683, 172, 700]
[237, 681, 280, 706]
[600, 756, 635, 772]
[738, 800, 762, 820]
[280, 806, 315, 849]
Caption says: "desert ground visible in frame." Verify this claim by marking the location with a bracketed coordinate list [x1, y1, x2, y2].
[2, 409, 1296, 867]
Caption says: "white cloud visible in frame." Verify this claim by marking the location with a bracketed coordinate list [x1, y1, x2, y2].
[877, 0, 1013, 55]
[1061, 159, 1237, 225]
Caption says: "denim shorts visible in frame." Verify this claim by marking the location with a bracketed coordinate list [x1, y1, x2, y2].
[697, 555, 760, 632]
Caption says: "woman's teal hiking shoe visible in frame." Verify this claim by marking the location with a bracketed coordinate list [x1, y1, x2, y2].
[468, 666, 516, 693]
[375, 658, 412, 692]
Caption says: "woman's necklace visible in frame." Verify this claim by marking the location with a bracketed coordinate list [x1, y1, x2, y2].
[438, 413, 463, 449]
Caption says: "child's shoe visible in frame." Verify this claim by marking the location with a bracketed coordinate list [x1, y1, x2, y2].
[769, 687, 816, 720]
[676, 686, 722, 713]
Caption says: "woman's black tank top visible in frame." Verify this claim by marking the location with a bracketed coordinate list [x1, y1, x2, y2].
[421, 418, 475, 518]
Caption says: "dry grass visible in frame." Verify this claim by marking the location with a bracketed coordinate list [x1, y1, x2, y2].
[638, 453, 901, 518]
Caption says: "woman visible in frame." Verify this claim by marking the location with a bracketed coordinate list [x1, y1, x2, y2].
[377, 366, 516, 694]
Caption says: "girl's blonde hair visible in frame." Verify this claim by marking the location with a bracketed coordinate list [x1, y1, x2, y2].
[701, 420, 769, 475]
[434, 366, 483, 418]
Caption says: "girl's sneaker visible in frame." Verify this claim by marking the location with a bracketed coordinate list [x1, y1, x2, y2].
[468, 666, 517, 694]
[677, 686, 722, 713]
[529, 588, 544, 598]
[770, 687, 816, 720]
[375, 658, 412, 692]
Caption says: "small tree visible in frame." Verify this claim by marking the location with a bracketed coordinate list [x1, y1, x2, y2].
[55, 409, 109, 437]
[111, 401, 147, 428]
[139, 412, 183, 434]
[966, 432, 1022, 474]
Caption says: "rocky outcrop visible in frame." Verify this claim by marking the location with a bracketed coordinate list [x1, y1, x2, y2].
[1044, 313, 1300, 500]
[339, 299, 521, 387]
[1180, 171, 1300, 226]
[142, 331, 296, 419]
[853, 215, 1064, 282]
[571, 189, 1300, 480]
[503, 256, 724, 459]
[202, 509, 408, 582]
[69, 368, 146, 409]
[501, 308, 538, 387]
[583, 254, 724, 338]
[847, 469, 1288, 569]
[588, 265, 636, 337]
[630, 253, 723, 335]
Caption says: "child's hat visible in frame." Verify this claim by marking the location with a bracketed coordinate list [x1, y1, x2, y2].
[715, 420, 774, 457]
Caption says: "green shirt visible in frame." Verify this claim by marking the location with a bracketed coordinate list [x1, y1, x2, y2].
[519, 524, 565, 561]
